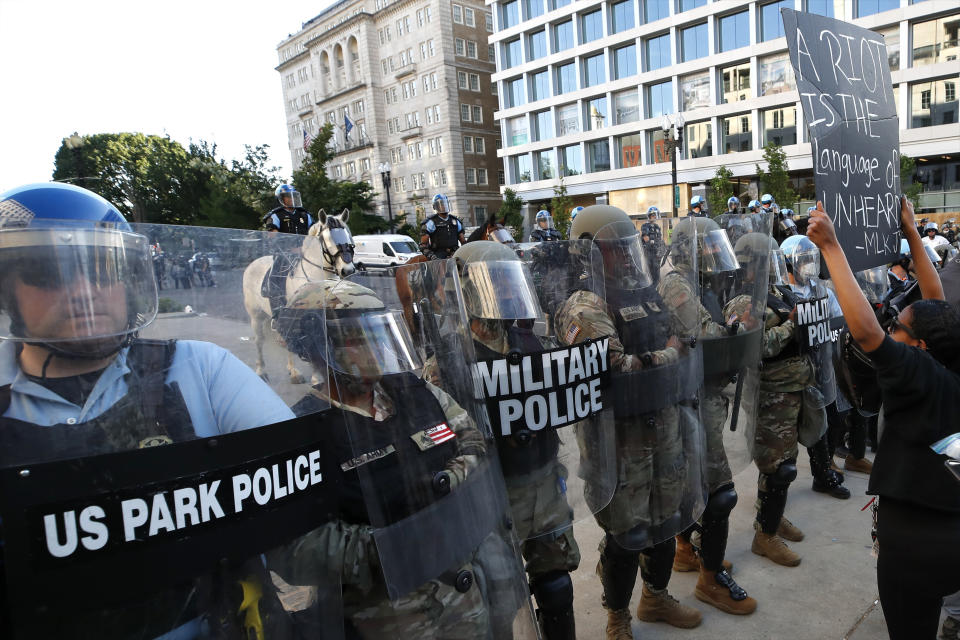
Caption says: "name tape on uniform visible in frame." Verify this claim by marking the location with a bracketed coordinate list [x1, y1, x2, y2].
[473, 338, 611, 436]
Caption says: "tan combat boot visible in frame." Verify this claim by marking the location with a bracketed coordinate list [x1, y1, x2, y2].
[777, 516, 805, 542]
[751, 530, 801, 566]
[844, 454, 873, 474]
[636, 584, 702, 628]
[605, 608, 634, 640]
[694, 567, 757, 615]
[672, 536, 699, 572]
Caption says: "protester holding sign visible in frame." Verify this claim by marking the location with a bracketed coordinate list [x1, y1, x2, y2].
[807, 198, 960, 640]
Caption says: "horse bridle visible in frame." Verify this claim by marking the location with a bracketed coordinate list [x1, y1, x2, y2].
[300, 218, 354, 275]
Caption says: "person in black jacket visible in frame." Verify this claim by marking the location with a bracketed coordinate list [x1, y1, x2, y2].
[263, 184, 314, 315]
[807, 197, 960, 640]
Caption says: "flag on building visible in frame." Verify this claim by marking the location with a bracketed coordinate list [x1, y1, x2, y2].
[344, 114, 354, 137]
[302, 129, 313, 151]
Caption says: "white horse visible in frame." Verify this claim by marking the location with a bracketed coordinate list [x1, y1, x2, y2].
[242, 209, 356, 383]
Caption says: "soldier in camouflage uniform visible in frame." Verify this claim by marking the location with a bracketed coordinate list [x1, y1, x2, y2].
[658, 218, 757, 616]
[554, 205, 704, 639]
[276, 279, 500, 639]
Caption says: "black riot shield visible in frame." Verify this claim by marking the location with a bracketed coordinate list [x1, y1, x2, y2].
[700, 214, 775, 478]
[463, 246, 617, 543]
[317, 262, 539, 640]
[0, 223, 344, 639]
[796, 279, 839, 409]
[549, 224, 706, 551]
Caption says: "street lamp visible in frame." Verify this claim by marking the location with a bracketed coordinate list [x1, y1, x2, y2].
[378, 161, 395, 232]
[661, 115, 685, 217]
[63, 132, 85, 186]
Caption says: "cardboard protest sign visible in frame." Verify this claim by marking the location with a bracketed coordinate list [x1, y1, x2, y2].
[782, 8, 901, 273]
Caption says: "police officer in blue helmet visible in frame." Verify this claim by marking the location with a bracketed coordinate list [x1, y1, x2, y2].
[747, 200, 762, 214]
[689, 195, 707, 217]
[263, 184, 315, 316]
[570, 206, 585, 221]
[529, 209, 563, 242]
[760, 194, 776, 215]
[727, 196, 740, 213]
[420, 193, 466, 260]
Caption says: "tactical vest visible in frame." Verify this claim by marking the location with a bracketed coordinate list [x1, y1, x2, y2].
[473, 335, 560, 477]
[293, 372, 457, 527]
[427, 214, 461, 252]
[265, 207, 312, 235]
[611, 288, 671, 357]
[0, 340, 193, 467]
[531, 228, 561, 242]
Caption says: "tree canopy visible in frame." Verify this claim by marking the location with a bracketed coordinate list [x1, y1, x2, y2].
[755, 142, 797, 210]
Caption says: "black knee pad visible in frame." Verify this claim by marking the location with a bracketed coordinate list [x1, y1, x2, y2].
[531, 571, 574, 613]
[611, 523, 650, 552]
[705, 483, 738, 519]
[767, 459, 798, 490]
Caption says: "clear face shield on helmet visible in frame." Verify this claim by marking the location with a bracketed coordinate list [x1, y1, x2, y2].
[460, 260, 543, 321]
[855, 266, 888, 304]
[769, 249, 789, 285]
[591, 220, 653, 292]
[789, 248, 821, 286]
[699, 229, 740, 274]
[536, 212, 554, 230]
[433, 194, 450, 215]
[0, 224, 157, 345]
[278, 189, 302, 209]
[489, 227, 516, 245]
[324, 309, 423, 379]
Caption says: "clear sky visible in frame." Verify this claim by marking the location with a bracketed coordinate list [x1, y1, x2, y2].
[0, 0, 333, 192]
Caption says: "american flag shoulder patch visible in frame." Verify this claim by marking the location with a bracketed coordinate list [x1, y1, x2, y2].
[564, 323, 582, 344]
[412, 423, 456, 451]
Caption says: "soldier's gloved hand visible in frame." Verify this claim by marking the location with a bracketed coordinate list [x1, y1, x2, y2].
[431, 471, 452, 496]
[666, 335, 683, 352]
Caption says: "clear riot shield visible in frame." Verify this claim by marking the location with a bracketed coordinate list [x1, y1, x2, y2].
[462, 247, 617, 545]
[0, 223, 343, 639]
[702, 214, 775, 477]
[553, 223, 705, 551]
[316, 261, 539, 640]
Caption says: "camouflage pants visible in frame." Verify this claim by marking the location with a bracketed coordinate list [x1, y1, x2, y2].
[506, 461, 581, 578]
[345, 563, 490, 639]
[701, 389, 733, 493]
[753, 390, 801, 491]
[594, 407, 687, 537]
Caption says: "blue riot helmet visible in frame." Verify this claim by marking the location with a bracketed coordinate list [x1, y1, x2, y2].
[647, 206, 660, 219]
[432, 193, 450, 215]
[780, 234, 819, 286]
[0, 183, 157, 355]
[690, 195, 706, 214]
[899, 238, 911, 256]
[760, 194, 775, 210]
[536, 209, 554, 229]
[748, 199, 762, 213]
[781, 208, 794, 218]
[275, 184, 302, 209]
[570, 206, 585, 221]
[727, 196, 740, 212]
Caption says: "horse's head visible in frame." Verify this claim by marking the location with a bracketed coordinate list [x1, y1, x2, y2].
[308, 208, 356, 277]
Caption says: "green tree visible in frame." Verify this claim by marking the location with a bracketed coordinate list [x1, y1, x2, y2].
[707, 165, 734, 216]
[900, 153, 923, 209]
[189, 141, 282, 230]
[497, 188, 525, 242]
[550, 178, 574, 238]
[755, 142, 797, 210]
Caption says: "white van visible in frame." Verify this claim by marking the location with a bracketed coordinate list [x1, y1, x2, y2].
[353, 234, 422, 271]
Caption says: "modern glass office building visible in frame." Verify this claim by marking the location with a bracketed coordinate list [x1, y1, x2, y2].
[488, 0, 959, 215]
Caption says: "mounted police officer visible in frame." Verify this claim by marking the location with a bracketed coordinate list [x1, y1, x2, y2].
[529, 210, 563, 242]
[263, 184, 315, 316]
[555, 205, 706, 638]
[0, 183, 341, 638]
[420, 193, 465, 260]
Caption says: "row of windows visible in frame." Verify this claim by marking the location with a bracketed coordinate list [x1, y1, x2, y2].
[465, 168, 490, 184]
[460, 104, 486, 122]
[379, 40, 437, 76]
[377, 6, 433, 44]
[458, 71, 484, 91]
[388, 137, 447, 164]
[392, 169, 449, 192]
[329, 157, 372, 178]
[453, 3, 494, 31]
[455, 38, 491, 60]
[463, 136, 488, 153]
[384, 105, 443, 133]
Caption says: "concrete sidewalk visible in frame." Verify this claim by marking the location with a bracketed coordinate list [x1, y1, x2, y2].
[569, 452, 888, 640]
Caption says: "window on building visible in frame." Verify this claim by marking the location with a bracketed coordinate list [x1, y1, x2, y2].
[585, 96, 608, 130]
[911, 78, 959, 128]
[611, 0, 635, 33]
[470, 74, 481, 91]
[648, 129, 670, 164]
[558, 103, 580, 135]
[681, 71, 711, 111]
[678, 0, 706, 12]
[681, 23, 709, 62]
[528, 30, 548, 61]
[684, 121, 712, 159]
[581, 9, 604, 42]
[759, 52, 795, 95]
[614, 44, 638, 79]
[486, 11, 494, 31]
[645, 33, 671, 71]
[428, 40, 435, 56]
[525, 0, 544, 20]
[475, 137, 485, 153]
[477, 168, 488, 185]
[504, 38, 522, 68]
[551, 0, 572, 9]
[720, 62, 751, 103]
[759, 0, 791, 41]
[913, 17, 960, 67]
[511, 154, 533, 182]
[614, 89, 640, 124]
[530, 69, 550, 101]
[855, 0, 898, 18]
[617, 133, 644, 168]
[646, 80, 674, 118]
[555, 62, 577, 94]
[875, 27, 899, 71]
[718, 11, 749, 52]
[489, 44, 496, 62]
[458, 71, 468, 89]
[467, 41, 478, 58]
[475, 206, 488, 221]
[505, 77, 525, 107]
[561, 144, 583, 175]
[532, 110, 553, 141]
[582, 53, 606, 87]
[805, 0, 835, 17]
[554, 20, 575, 51]
[762, 106, 797, 145]
[644, 0, 670, 23]
[453, 4, 463, 23]
[721, 113, 752, 153]
[472, 105, 483, 122]
[464, 7, 475, 26]
[456, 38, 466, 56]
[587, 140, 611, 173]
[466, 168, 477, 185]
[535, 150, 556, 179]
[501, 0, 520, 28]
[461, 103, 471, 120]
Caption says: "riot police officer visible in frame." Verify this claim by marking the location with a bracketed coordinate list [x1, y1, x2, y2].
[689, 196, 707, 217]
[760, 194, 775, 215]
[641, 207, 666, 283]
[727, 197, 740, 214]
[747, 200, 762, 214]
[263, 184, 315, 316]
[555, 205, 706, 638]
[530, 210, 563, 242]
[570, 206, 585, 222]
[420, 193, 466, 260]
